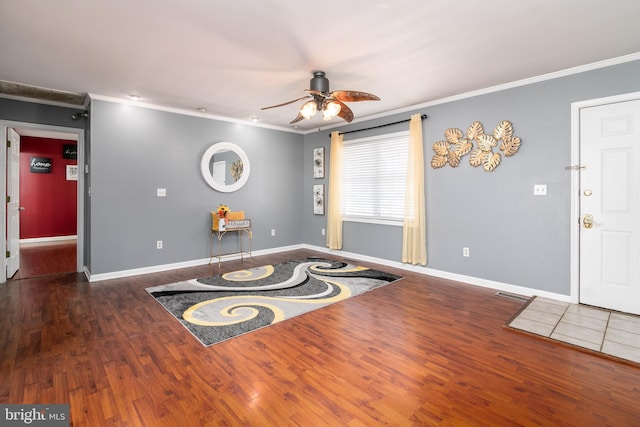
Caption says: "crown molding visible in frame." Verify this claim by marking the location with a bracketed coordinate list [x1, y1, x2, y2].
[305, 52, 640, 134]
[87, 93, 302, 134]
[86, 52, 640, 136]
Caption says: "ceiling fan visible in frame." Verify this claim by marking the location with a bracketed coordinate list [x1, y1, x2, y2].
[261, 71, 380, 124]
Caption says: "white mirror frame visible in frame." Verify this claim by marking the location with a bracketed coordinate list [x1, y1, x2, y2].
[200, 142, 250, 192]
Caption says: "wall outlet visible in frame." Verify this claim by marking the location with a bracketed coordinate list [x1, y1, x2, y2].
[157, 188, 167, 197]
[463, 247, 469, 257]
[157, 240, 163, 249]
[271, 229, 276, 236]
[533, 184, 547, 196]
[321, 228, 326, 236]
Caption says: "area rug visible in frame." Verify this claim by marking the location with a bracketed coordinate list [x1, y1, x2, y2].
[146, 257, 403, 346]
[505, 296, 640, 366]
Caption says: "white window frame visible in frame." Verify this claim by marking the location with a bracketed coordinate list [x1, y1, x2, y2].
[342, 130, 409, 226]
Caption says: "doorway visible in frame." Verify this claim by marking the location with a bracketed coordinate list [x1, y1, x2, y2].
[10, 241, 77, 279]
[2, 122, 85, 282]
[570, 91, 640, 315]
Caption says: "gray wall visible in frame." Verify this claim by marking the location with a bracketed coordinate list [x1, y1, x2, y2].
[3, 59, 640, 293]
[302, 59, 640, 296]
[0, 98, 88, 279]
[0, 98, 86, 130]
[87, 100, 303, 274]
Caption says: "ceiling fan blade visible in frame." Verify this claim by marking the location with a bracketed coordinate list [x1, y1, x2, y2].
[334, 100, 354, 122]
[261, 95, 311, 110]
[331, 90, 380, 103]
[290, 112, 305, 124]
[304, 89, 325, 97]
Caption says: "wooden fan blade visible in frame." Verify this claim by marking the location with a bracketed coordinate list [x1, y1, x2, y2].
[304, 89, 324, 96]
[334, 100, 354, 122]
[261, 95, 311, 110]
[331, 90, 380, 102]
[290, 112, 305, 124]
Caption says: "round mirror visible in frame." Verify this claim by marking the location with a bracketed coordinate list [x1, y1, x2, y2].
[200, 142, 250, 192]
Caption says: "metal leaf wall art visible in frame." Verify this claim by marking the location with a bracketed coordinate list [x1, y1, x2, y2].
[230, 160, 243, 182]
[431, 120, 521, 172]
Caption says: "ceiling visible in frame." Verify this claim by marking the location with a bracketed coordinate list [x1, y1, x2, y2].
[1, 0, 640, 133]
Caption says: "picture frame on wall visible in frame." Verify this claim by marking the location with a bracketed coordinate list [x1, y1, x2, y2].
[313, 147, 324, 178]
[30, 157, 52, 174]
[66, 165, 79, 181]
[63, 144, 78, 159]
[313, 184, 324, 215]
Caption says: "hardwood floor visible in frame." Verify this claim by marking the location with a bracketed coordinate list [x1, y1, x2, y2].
[1, 248, 639, 426]
[9, 241, 77, 280]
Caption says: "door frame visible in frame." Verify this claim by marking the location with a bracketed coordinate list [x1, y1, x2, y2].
[1, 120, 85, 283]
[569, 90, 640, 304]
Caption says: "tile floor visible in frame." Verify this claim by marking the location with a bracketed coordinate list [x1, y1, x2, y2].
[509, 297, 640, 364]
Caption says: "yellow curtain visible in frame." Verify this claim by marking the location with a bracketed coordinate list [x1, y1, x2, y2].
[326, 131, 344, 250]
[402, 114, 427, 265]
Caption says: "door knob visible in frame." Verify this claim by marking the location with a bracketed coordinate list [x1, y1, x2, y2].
[583, 214, 594, 229]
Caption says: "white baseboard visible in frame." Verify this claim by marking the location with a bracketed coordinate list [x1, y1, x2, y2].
[86, 244, 304, 282]
[20, 235, 77, 244]
[86, 243, 572, 302]
[87, 258, 211, 282]
[301, 244, 573, 303]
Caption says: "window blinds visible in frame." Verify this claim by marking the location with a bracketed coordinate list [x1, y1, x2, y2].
[342, 131, 409, 221]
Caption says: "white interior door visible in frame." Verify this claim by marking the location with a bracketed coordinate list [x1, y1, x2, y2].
[579, 98, 640, 315]
[6, 128, 20, 278]
[213, 160, 226, 185]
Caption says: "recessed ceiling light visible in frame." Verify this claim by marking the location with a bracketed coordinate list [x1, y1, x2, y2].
[197, 107, 207, 112]
[129, 94, 141, 101]
[249, 116, 259, 122]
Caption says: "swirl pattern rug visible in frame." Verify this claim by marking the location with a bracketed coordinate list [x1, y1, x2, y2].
[146, 258, 403, 346]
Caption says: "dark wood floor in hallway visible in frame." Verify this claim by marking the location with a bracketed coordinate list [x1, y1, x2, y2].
[1, 248, 638, 426]
[10, 240, 77, 280]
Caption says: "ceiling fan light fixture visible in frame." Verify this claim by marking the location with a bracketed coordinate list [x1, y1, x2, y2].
[300, 100, 317, 119]
[322, 101, 341, 121]
[262, 70, 379, 124]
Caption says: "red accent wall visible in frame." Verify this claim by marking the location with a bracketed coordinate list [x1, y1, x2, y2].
[20, 136, 77, 239]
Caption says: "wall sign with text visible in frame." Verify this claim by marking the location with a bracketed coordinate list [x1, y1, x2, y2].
[63, 144, 77, 159]
[30, 157, 52, 173]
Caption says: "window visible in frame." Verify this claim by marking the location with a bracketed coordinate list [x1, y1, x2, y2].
[342, 131, 409, 223]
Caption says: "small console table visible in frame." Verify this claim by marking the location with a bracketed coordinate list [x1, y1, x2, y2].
[210, 219, 252, 267]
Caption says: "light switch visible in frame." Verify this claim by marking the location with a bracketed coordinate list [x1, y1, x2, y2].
[157, 188, 167, 197]
[533, 184, 547, 196]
